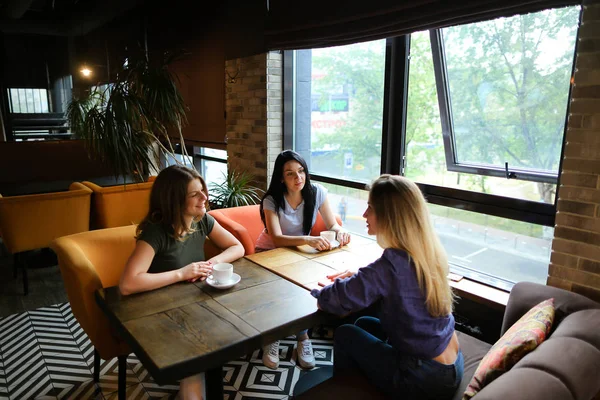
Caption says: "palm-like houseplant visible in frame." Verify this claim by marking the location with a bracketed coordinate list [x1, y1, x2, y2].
[209, 170, 264, 209]
[66, 52, 194, 181]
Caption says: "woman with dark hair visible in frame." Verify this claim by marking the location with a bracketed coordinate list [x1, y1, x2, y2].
[119, 165, 244, 400]
[256, 150, 351, 370]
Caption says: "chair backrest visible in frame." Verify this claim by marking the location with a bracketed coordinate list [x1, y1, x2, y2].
[208, 204, 343, 255]
[82, 180, 154, 229]
[50, 225, 137, 360]
[50, 223, 223, 359]
[0, 182, 92, 254]
[208, 205, 263, 255]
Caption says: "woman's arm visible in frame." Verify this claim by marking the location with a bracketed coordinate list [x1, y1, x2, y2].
[314, 260, 384, 316]
[206, 220, 245, 264]
[119, 241, 211, 295]
[319, 197, 351, 245]
[264, 208, 330, 249]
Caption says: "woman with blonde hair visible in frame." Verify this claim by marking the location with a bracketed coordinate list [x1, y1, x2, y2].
[312, 174, 463, 399]
[120, 165, 245, 400]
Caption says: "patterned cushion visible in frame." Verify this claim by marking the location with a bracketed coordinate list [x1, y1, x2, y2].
[462, 298, 555, 400]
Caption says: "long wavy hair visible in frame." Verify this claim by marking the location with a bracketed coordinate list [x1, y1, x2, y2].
[368, 174, 454, 317]
[260, 150, 316, 235]
[137, 165, 208, 241]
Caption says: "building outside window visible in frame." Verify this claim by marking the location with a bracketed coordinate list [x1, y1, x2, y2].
[283, 6, 581, 289]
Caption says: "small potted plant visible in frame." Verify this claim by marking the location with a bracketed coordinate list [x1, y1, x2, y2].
[209, 170, 264, 209]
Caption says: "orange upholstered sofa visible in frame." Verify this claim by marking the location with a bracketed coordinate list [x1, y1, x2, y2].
[0, 182, 92, 294]
[208, 204, 342, 255]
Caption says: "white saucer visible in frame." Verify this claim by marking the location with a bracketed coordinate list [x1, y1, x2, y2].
[206, 273, 241, 289]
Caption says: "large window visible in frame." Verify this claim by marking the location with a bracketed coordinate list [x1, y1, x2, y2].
[7, 88, 49, 113]
[287, 43, 386, 183]
[284, 6, 581, 288]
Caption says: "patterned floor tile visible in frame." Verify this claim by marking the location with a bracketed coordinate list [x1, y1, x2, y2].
[54, 378, 104, 400]
[105, 382, 151, 399]
[0, 304, 335, 400]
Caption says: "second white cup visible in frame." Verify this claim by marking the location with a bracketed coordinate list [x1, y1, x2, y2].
[320, 230, 336, 243]
[210, 263, 233, 284]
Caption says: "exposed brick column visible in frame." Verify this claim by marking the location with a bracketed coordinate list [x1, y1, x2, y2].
[550, 1, 600, 302]
[266, 51, 283, 187]
[225, 51, 283, 191]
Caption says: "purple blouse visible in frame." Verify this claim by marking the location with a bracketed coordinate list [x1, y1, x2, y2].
[311, 248, 454, 359]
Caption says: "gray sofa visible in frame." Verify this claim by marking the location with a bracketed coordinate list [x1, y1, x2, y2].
[293, 282, 600, 400]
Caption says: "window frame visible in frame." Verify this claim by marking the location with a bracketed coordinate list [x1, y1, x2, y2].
[283, 10, 582, 228]
[429, 29, 573, 185]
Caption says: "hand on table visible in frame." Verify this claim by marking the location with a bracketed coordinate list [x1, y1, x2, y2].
[336, 231, 351, 246]
[318, 270, 355, 287]
[181, 261, 213, 282]
[306, 236, 331, 251]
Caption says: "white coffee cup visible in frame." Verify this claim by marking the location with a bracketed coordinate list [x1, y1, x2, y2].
[320, 230, 336, 243]
[210, 263, 233, 284]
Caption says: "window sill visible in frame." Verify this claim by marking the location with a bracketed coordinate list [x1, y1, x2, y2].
[450, 276, 509, 311]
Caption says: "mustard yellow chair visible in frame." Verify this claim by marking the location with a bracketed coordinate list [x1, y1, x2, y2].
[82, 177, 156, 230]
[50, 224, 222, 398]
[0, 182, 92, 295]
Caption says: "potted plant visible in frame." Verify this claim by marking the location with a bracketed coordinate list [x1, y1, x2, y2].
[66, 51, 194, 182]
[209, 170, 264, 209]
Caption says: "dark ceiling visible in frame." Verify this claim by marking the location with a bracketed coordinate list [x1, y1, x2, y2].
[0, 0, 144, 36]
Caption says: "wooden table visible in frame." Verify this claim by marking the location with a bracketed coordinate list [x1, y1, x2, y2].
[246, 234, 383, 291]
[95, 257, 333, 399]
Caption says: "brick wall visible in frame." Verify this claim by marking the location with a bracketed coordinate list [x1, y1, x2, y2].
[549, 1, 600, 302]
[266, 52, 283, 187]
[225, 51, 283, 192]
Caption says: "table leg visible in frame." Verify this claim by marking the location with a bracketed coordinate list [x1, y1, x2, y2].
[205, 366, 223, 400]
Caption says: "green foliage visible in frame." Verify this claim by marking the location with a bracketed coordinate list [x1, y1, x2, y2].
[310, 7, 579, 204]
[66, 54, 193, 182]
[311, 41, 386, 178]
[209, 170, 264, 209]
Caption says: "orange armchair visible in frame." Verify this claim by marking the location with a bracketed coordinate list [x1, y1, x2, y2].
[208, 204, 342, 255]
[50, 223, 223, 398]
[51, 225, 134, 398]
[0, 182, 92, 294]
[82, 179, 155, 229]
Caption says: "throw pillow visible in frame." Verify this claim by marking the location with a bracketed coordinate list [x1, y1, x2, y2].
[462, 298, 555, 400]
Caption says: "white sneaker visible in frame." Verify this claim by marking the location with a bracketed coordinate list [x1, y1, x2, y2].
[297, 339, 316, 369]
[262, 341, 280, 369]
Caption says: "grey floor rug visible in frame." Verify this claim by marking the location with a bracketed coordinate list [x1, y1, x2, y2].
[0, 303, 334, 399]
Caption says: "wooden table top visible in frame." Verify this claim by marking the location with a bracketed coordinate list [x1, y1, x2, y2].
[95, 257, 332, 385]
[246, 234, 383, 291]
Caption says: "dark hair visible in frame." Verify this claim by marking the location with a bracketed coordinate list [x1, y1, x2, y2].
[260, 150, 316, 235]
[137, 165, 208, 241]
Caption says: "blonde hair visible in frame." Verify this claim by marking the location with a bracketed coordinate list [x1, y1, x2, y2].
[368, 174, 454, 317]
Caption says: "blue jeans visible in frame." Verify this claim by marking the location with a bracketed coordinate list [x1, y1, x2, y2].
[334, 317, 464, 400]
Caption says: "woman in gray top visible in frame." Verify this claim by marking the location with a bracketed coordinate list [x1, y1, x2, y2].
[119, 165, 244, 400]
[257, 150, 351, 370]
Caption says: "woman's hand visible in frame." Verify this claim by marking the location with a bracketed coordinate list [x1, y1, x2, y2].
[306, 235, 331, 251]
[318, 270, 355, 287]
[336, 231, 351, 246]
[180, 261, 213, 282]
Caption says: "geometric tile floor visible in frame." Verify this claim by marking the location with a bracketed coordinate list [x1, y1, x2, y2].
[0, 303, 335, 399]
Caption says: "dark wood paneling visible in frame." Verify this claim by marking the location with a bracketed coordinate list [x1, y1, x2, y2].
[0, 140, 115, 195]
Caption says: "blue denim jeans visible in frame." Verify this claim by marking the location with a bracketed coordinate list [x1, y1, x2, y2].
[334, 316, 464, 400]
